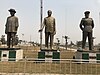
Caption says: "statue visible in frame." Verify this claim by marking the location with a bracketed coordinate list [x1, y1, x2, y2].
[39, 10, 56, 49]
[79, 11, 94, 50]
[5, 9, 19, 48]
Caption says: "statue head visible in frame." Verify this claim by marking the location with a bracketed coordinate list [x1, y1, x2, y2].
[47, 10, 52, 17]
[84, 11, 90, 18]
[8, 8, 16, 16]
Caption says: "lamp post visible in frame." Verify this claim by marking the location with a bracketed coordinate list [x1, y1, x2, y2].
[22, 33, 24, 44]
[40, 0, 43, 49]
[62, 36, 70, 50]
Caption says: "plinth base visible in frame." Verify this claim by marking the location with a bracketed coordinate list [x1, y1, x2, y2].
[0, 48, 23, 61]
[38, 48, 60, 62]
[75, 49, 100, 63]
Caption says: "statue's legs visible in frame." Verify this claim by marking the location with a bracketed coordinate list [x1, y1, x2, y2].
[88, 32, 93, 50]
[45, 32, 49, 48]
[11, 33, 16, 47]
[50, 34, 54, 49]
[7, 33, 11, 48]
[45, 32, 54, 49]
[82, 31, 88, 49]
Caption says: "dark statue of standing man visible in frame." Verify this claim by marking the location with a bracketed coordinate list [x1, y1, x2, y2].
[79, 11, 94, 50]
[5, 9, 19, 48]
[39, 10, 56, 49]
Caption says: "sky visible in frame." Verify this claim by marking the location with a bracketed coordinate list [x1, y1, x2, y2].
[0, 0, 100, 45]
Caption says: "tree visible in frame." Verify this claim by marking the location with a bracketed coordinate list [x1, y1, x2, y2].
[1, 35, 6, 44]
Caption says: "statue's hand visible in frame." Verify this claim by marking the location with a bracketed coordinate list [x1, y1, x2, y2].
[38, 29, 43, 32]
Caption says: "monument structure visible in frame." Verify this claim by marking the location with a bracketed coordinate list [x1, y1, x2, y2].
[5, 9, 19, 48]
[0, 9, 23, 61]
[38, 10, 59, 61]
[75, 11, 100, 62]
[79, 11, 94, 50]
[39, 10, 56, 49]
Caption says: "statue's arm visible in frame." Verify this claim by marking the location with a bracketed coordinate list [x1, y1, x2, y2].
[79, 19, 84, 31]
[53, 18, 56, 35]
[15, 17, 19, 27]
[5, 17, 8, 27]
[15, 17, 19, 32]
[39, 18, 45, 32]
[5, 17, 8, 34]
[92, 19, 94, 29]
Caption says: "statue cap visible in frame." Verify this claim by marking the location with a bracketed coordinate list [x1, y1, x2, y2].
[84, 11, 90, 14]
[8, 9, 16, 13]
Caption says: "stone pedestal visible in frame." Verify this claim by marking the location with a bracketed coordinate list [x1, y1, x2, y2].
[0, 48, 23, 61]
[38, 49, 60, 62]
[75, 49, 100, 63]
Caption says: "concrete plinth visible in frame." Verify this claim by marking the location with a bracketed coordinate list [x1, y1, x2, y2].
[0, 48, 23, 61]
[38, 48, 60, 62]
[75, 49, 100, 63]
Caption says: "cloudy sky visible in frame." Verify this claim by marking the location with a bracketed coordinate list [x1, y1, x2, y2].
[0, 0, 100, 45]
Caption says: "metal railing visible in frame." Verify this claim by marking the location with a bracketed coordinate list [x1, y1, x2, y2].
[0, 58, 100, 75]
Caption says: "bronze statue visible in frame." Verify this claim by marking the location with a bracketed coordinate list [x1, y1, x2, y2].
[5, 9, 19, 48]
[39, 10, 56, 49]
[79, 11, 94, 50]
